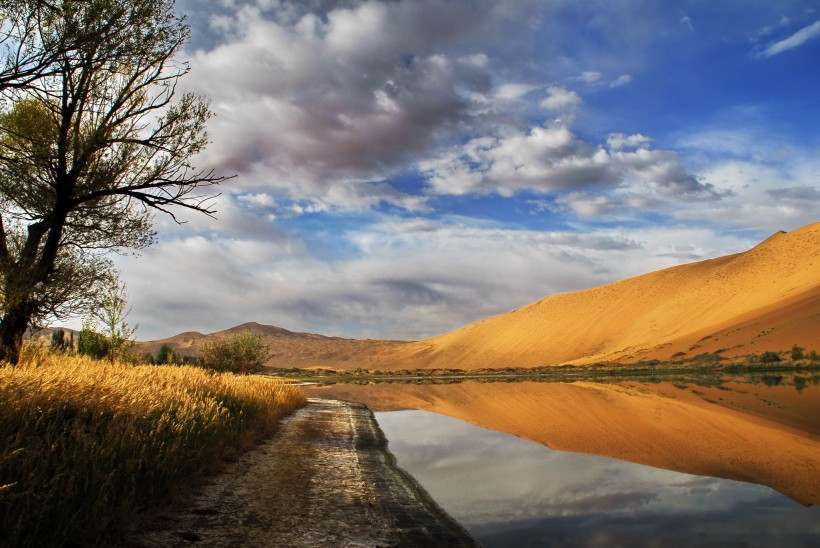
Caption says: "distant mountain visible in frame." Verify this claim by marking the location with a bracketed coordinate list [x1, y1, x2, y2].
[140, 223, 819, 370]
[135, 321, 408, 369]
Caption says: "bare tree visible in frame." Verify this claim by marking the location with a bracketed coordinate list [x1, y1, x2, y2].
[0, 1, 68, 96]
[0, 0, 230, 363]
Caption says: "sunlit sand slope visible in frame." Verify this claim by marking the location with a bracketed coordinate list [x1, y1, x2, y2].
[307, 380, 820, 505]
[395, 223, 820, 368]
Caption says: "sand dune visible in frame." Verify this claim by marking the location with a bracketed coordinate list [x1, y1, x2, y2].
[392, 222, 820, 369]
[306, 379, 820, 505]
[141, 223, 819, 369]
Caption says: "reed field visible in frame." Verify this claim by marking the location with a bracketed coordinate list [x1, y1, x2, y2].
[0, 348, 306, 547]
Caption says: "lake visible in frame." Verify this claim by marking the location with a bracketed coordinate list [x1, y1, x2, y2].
[305, 373, 820, 546]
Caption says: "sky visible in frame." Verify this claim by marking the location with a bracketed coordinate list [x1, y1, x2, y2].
[100, 0, 819, 341]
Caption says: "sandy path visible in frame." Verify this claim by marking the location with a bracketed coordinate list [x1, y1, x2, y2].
[128, 399, 475, 547]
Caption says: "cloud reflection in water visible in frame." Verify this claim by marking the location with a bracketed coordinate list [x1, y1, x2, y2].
[376, 410, 819, 547]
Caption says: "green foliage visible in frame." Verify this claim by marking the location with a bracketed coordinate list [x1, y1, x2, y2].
[93, 274, 137, 363]
[809, 350, 819, 362]
[199, 330, 271, 374]
[155, 343, 179, 365]
[75, 275, 136, 363]
[760, 351, 782, 363]
[791, 345, 804, 361]
[230, 330, 272, 374]
[76, 320, 108, 359]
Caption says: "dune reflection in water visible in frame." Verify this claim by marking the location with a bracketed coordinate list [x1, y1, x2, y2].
[376, 410, 820, 548]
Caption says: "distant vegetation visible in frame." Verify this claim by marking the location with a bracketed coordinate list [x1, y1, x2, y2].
[199, 330, 272, 374]
[0, 350, 305, 546]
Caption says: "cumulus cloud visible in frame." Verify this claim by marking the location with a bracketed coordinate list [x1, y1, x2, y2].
[539, 86, 582, 114]
[757, 19, 820, 58]
[420, 119, 722, 203]
[179, 0, 534, 211]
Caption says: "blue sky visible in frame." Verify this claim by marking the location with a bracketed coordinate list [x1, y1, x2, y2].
[107, 0, 819, 340]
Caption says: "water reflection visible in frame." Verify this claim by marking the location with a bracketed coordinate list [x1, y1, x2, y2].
[377, 410, 820, 547]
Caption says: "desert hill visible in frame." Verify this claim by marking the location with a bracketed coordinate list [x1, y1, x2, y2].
[141, 223, 819, 370]
[136, 321, 408, 368]
[395, 222, 820, 369]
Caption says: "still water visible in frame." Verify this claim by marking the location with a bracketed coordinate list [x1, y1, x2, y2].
[376, 409, 820, 547]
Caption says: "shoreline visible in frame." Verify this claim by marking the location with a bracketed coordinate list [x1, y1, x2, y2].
[128, 398, 476, 547]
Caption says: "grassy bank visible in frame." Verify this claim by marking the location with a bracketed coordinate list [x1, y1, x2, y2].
[0, 352, 306, 547]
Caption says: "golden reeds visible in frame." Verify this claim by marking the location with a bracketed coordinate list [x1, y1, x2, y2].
[0, 352, 306, 546]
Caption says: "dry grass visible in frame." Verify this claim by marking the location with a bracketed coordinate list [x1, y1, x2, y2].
[0, 349, 306, 546]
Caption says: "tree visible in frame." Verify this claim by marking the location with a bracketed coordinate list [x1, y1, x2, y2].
[0, 0, 229, 363]
[229, 330, 271, 374]
[791, 345, 804, 361]
[199, 331, 271, 375]
[199, 337, 231, 372]
[91, 273, 135, 363]
[0, 1, 73, 96]
[155, 343, 178, 365]
[76, 319, 107, 359]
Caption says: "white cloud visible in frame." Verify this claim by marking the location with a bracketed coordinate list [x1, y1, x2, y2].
[579, 71, 602, 84]
[609, 74, 632, 87]
[757, 19, 820, 58]
[539, 86, 582, 114]
[180, 0, 536, 210]
[420, 119, 722, 203]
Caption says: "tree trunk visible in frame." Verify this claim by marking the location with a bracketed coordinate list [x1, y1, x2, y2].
[0, 302, 35, 364]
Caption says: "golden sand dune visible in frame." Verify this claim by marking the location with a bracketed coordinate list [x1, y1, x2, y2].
[394, 222, 820, 369]
[306, 379, 820, 505]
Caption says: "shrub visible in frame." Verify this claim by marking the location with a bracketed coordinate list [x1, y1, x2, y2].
[76, 321, 109, 359]
[230, 330, 272, 374]
[200, 337, 233, 372]
[155, 343, 180, 365]
[199, 330, 271, 374]
[760, 351, 782, 363]
[791, 345, 804, 361]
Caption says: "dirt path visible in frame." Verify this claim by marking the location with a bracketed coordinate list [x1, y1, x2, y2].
[128, 398, 476, 547]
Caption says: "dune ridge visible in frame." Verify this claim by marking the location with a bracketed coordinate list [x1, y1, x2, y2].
[395, 222, 820, 369]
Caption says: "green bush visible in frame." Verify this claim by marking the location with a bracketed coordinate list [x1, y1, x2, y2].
[76, 321, 109, 360]
[155, 343, 180, 365]
[199, 330, 271, 374]
[760, 351, 782, 364]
